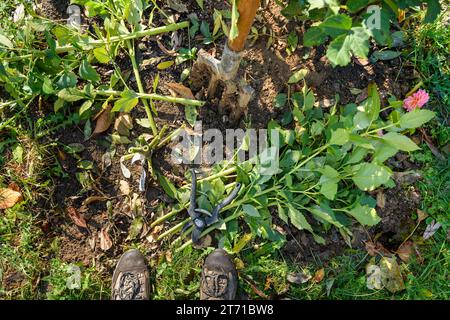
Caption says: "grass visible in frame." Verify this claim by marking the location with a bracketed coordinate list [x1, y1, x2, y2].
[408, 10, 450, 121]
[0, 203, 109, 299]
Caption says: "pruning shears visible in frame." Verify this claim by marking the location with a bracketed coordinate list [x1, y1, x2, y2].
[182, 169, 241, 244]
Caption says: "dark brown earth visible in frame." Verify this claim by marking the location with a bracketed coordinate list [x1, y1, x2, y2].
[3, 0, 426, 281]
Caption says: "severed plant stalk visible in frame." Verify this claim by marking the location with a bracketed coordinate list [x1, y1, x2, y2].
[95, 89, 205, 106]
[1, 21, 190, 62]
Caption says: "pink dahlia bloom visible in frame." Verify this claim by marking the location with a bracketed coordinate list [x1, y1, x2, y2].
[403, 89, 429, 112]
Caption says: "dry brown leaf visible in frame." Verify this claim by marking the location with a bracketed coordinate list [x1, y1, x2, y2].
[166, 82, 195, 100]
[165, 250, 173, 263]
[397, 241, 414, 263]
[365, 240, 377, 256]
[57, 149, 67, 161]
[7, 182, 20, 192]
[88, 235, 96, 250]
[313, 268, 325, 283]
[67, 206, 88, 228]
[365, 239, 391, 256]
[93, 105, 113, 134]
[353, 56, 369, 66]
[376, 190, 386, 209]
[82, 196, 108, 206]
[157, 39, 176, 56]
[0, 188, 23, 209]
[264, 277, 273, 291]
[114, 114, 133, 130]
[417, 209, 428, 223]
[114, 114, 133, 136]
[99, 227, 113, 251]
[119, 180, 130, 195]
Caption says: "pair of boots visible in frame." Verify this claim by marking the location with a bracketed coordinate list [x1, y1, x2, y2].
[111, 249, 238, 300]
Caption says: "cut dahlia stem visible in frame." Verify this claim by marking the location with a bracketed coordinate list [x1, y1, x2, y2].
[95, 89, 205, 107]
[126, 37, 158, 135]
[3, 22, 190, 62]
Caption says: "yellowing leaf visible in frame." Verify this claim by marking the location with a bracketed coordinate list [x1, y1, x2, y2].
[417, 209, 428, 223]
[313, 268, 325, 283]
[379, 257, 405, 293]
[157, 60, 174, 70]
[0, 188, 23, 209]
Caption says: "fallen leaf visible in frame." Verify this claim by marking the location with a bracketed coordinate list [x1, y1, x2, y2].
[146, 225, 163, 243]
[417, 209, 428, 223]
[7, 182, 20, 192]
[99, 227, 113, 251]
[120, 156, 131, 178]
[423, 220, 441, 240]
[82, 196, 108, 206]
[101, 152, 112, 170]
[166, 0, 188, 12]
[379, 257, 405, 293]
[166, 82, 195, 100]
[157, 39, 176, 56]
[365, 239, 391, 256]
[119, 180, 131, 195]
[313, 268, 325, 283]
[376, 190, 386, 208]
[57, 149, 67, 161]
[88, 235, 96, 250]
[93, 105, 113, 134]
[287, 271, 311, 285]
[366, 263, 382, 290]
[165, 250, 173, 263]
[264, 277, 273, 291]
[0, 188, 23, 209]
[396, 241, 414, 263]
[354, 57, 369, 66]
[67, 206, 88, 229]
[365, 241, 376, 256]
[114, 114, 133, 136]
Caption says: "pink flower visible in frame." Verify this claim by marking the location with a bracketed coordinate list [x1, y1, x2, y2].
[403, 89, 429, 112]
[377, 130, 384, 137]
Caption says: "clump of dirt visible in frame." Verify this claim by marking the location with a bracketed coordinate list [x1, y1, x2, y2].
[38, 0, 70, 21]
[371, 186, 419, 249]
